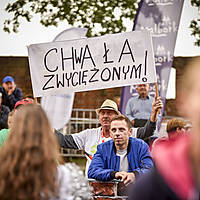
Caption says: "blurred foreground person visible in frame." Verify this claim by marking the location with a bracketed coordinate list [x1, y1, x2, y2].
[129, 57, 200, 200]
[0, 104, 91, 200]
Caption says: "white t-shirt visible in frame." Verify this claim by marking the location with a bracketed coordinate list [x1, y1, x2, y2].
[116, 149, 129, 172]
[72, 127, 102, 176]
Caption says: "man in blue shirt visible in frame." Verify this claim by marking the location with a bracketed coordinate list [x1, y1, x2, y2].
[88, 114, 153, 186]
[125, 84, 157, 128]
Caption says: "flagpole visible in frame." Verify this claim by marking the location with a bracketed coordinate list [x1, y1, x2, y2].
[155, 83, 161, 114]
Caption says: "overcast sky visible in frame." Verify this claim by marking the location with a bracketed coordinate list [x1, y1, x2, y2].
[0, 0, 199, 57]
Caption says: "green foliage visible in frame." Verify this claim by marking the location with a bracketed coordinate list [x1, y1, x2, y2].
[190, 0, 200, 46]
[3, 0, 139, 37]
[3, 0, 200, 46]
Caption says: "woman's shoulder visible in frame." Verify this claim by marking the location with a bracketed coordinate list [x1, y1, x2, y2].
[56, 163, 91, 200]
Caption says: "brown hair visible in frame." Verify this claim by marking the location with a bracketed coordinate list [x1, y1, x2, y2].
[166, 118, 186, 133]
[8, 110, 15, 118]
[111, 114, 132, 129]
[0, 104, 61, 200]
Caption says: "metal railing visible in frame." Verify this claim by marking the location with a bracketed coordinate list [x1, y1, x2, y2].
[60, 109, 181, 157]
[64, 108, 100, 135]
[60, 148, 86, 158]
[61, 108, 100, 157]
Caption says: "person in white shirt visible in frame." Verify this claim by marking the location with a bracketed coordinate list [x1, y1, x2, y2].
[55, 97, 163, 175]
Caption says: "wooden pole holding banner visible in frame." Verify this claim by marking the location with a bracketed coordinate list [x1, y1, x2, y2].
[155, 83, 161, 114]
[34, 97, 38, 104]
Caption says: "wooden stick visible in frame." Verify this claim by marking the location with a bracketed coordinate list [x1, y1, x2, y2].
[155, 83, 161, 114]
[34, 97, 38, 104]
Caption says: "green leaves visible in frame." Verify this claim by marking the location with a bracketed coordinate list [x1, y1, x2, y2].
[190, 19, 200, 46]
[3, 0, 199, 47]
[3, 0, 138, 37]
[190, 0, 200, 46]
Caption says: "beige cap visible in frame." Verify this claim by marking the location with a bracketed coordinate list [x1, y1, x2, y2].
[96, 99, 121, 115]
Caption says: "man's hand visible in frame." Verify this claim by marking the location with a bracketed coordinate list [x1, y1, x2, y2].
[7, 85, 16, 95]
[150, 97, 163, 122]
[115, 171, 135, 186]
[3, 82, 16, 95]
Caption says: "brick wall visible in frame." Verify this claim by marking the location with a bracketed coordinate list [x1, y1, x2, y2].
[0, 56, 121, 109]
[0, 56, 32, 97]
[0, 56, 199, 116]
[88, 179, 128, 200]
[74, 88, 121, 109]
[165, 56, 197, 117]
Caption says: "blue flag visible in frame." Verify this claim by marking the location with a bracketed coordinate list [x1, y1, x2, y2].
[120, 0, 185, 130]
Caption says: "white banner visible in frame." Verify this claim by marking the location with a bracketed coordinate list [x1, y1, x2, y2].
[28, 31, 156, 97]
[40, 27, 88, 130]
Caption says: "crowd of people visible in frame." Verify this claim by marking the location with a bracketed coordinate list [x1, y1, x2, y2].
[0, 56, 199, 199]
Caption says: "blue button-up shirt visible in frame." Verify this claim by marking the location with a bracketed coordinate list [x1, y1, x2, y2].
[125, 95, 154, 122]
[125, 95, 161, 136]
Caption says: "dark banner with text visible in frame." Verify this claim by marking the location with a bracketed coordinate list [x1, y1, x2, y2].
[120, 0, 185, 127]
